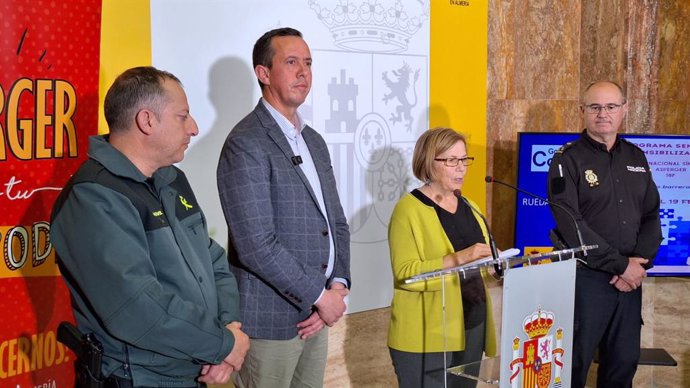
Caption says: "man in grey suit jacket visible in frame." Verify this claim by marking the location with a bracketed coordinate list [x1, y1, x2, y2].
[217, 27, 351, 388]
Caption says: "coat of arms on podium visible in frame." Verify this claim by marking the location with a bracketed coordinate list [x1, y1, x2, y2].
[509, 307, 566, 388]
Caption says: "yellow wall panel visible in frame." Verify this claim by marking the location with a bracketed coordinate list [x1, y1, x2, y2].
[99, 0, 152, 134]
[430, 1, 488, 208]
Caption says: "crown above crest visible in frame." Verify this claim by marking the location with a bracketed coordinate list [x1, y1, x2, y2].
[309, 0, 429, 53]
[523, 307, 554, 339]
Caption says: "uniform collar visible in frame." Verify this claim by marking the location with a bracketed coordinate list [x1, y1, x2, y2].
[88, 135, 176, 186]
[581, 129, 622, 153]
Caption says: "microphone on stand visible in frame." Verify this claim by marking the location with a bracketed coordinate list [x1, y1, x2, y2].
[485, 176, 588, 257]
[453, 189, 503, 276]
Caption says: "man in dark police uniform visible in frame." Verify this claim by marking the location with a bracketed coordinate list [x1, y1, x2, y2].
[547, 81, 662, 388]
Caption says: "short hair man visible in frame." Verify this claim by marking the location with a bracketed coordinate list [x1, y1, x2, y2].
[217, 28, 351, 387]
[51, 66, 249, 387]
[547, 81, 662, 388]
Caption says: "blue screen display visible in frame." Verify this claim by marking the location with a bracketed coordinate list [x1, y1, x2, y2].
[514, 132, 690, 277]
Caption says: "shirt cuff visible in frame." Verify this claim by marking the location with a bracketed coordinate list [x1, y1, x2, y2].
[313, 287, 326, 306]
[331, 277, 349, 288]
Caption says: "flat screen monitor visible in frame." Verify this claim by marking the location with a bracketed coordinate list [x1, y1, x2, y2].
[515, 132, 690, 276]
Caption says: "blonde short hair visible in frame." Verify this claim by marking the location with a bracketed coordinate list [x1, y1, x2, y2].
[411, 127, 467, 183]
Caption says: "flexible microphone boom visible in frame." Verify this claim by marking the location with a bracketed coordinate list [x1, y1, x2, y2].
[453, 189, 502, 274]
[485, 176, 588, 256]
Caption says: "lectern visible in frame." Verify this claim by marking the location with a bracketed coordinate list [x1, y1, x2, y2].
[406, 246, 595, 388]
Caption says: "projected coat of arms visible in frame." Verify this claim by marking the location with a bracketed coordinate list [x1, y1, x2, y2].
[307, 0, 429, 244]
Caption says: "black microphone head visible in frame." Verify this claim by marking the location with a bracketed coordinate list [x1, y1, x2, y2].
[453, 189, 462, 198]
[485, 176, 493, 183]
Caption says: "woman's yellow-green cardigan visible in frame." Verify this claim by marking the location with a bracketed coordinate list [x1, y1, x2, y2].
[387, 192, 498, 355]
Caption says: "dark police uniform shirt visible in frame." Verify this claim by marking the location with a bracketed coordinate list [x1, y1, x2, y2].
[547, 130, 663, 275]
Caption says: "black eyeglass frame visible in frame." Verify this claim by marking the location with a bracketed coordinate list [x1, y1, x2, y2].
[433, 157, 475, 167]
[582, 103, 626, 115]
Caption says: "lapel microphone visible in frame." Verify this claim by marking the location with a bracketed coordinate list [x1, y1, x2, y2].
[291, 155, 303, 166]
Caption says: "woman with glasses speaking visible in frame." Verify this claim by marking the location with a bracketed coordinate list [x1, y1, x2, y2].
[387, 127, 498, 388]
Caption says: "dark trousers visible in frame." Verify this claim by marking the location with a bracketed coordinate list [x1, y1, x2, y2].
[572, 267, 642, 388]
[389, 321, 485, 388]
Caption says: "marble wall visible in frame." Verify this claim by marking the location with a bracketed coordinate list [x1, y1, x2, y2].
[486, 0, 690, 240]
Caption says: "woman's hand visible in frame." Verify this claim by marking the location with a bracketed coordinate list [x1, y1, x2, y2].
[445, 243, 492, 267]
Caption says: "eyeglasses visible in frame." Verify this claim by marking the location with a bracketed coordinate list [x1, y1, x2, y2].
[583, 103, 625, 115]
[434, 157, 474, 167]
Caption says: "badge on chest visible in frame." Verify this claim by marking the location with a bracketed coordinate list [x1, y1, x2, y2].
[585, 170, 599, 187]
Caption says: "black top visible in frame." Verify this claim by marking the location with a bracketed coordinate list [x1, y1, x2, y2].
[547, 130, 662, 274]
[412, 189, 487, 329]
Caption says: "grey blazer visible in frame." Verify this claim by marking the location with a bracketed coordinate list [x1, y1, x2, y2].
[217, 101, 351, 340]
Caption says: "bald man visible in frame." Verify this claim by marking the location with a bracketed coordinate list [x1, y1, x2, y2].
[547, 81, 662, 388]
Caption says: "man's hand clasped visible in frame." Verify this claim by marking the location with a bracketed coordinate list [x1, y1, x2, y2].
[609, 257, 648, 292]
[198, 321, 250, 385]
[315, 283, 349, 327]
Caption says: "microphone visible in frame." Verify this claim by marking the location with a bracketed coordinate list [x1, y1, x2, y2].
[291, 155, 303, 166]
[453, 189, 502, 275]
[485, 176, 588, 257]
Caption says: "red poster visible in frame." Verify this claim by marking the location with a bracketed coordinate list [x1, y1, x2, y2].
[0, 0, 101, 386]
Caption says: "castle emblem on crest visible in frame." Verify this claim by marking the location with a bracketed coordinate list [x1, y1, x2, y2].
[307, 0, 430, 241]
[510, 307, 566, 388]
